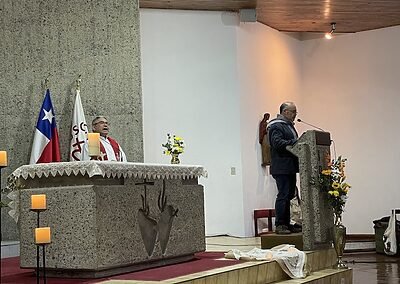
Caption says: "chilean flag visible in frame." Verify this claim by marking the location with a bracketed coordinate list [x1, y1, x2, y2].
[29, 89, 61, 164]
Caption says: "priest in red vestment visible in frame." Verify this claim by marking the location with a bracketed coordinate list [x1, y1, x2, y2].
[92, 116, 127, 162]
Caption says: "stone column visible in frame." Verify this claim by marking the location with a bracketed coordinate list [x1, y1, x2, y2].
[288, 130, 333, 250]
[0, 0, 143, 240]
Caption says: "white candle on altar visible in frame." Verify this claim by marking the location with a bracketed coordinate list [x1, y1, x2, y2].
[88, 133, 100, 157]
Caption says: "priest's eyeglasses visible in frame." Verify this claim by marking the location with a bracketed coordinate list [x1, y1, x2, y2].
[94, 121, 109, 126]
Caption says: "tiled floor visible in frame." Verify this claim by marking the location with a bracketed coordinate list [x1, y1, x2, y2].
[206, 235, 261, 252]
[343, 252, 400, 284]
[206, 236, 400, 284]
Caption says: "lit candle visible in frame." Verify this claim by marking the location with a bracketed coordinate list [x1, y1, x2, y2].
[0, 151, 7, 167]
[31, 194, 46, 210]
[88, 133, 100, 157]
[35, 227, 51, 244]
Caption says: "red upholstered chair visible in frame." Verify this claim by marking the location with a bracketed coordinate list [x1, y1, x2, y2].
[254, 209, 276, 236]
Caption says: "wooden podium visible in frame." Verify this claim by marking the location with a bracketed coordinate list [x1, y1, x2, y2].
[288, 130, 334, 250]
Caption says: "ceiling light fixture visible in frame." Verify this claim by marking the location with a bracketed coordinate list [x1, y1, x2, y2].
[325, 22, 336, 40]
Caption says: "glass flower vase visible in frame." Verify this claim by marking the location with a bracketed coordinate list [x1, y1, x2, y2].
[170, 154, 180, 164]
[333, 214, 348, 269]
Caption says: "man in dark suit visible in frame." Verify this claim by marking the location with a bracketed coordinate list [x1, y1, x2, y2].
[268, 102, 299, 234]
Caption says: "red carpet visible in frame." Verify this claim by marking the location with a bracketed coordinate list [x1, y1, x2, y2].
[1, 252, 241, 283]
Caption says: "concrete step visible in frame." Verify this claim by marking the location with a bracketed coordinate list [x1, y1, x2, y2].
[1, 240, 20, 259]
[261, 233, 303, 250]
[277, 268, 352, 284]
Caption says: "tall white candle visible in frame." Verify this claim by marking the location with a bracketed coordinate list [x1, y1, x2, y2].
[88, 133, 100, 156]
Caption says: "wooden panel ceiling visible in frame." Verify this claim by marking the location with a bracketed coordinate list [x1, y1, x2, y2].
[139, 0, 400, 33]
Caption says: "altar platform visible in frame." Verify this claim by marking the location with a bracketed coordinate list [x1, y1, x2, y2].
[1, 236, 353, 284]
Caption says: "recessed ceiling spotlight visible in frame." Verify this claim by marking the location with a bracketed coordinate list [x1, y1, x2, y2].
[325, 22, 336, 40]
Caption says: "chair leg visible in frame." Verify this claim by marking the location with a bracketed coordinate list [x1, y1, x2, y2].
[254, 218, 259, 237]
[268, 209, 273, 232]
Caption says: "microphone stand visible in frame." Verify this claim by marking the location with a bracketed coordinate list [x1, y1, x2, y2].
[297, 119, 325, 132]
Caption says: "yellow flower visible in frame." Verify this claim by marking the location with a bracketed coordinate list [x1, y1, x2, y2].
[332, 182, 340, 189]
[321, 169, 331, 175]
[175, 136, 182, 140]
[328, 190, 340, 197]
[341, 183, 350, 190]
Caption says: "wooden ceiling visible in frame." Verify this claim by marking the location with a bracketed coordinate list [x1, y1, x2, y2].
[139, 0, 400, 33]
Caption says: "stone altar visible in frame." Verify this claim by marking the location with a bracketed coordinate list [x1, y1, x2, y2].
[7, 161, 207, 278]
[288, 130, 334, 251]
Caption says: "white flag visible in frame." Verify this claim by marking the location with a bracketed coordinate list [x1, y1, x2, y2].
[70, 89, 89, 161]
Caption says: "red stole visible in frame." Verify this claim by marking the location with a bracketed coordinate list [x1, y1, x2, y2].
[94, 136, 121, 161]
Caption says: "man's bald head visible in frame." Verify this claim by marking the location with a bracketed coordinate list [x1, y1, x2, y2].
[279, 102, 297, 122]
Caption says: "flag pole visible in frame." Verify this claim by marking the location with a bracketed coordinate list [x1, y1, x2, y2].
[70, 74, 90, 162]
[76, 74, 81, 91]
[42, 74, 50, 94]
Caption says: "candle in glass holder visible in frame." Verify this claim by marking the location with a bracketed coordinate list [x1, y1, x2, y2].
[0, 151, 7, 167]
[31, 194, 46, 210]
[88, 133, 100, 156]
[35, 227, 51, 244]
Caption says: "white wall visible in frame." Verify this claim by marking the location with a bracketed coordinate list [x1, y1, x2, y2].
[140, 9, 246, 236]
[236, 24, 303, 235]
[301, 26, 400, 233]
[141, 8, 400, 236]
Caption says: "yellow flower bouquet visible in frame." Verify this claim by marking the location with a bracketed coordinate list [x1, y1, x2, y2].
[162, 134, 185, 155]
[162, 134, 185, 164]
[319, 156, 351, 221]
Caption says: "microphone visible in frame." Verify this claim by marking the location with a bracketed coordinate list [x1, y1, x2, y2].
[297, 118, 325, 132]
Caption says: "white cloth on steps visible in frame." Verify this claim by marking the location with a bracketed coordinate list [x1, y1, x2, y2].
[224, 245, 306, 279]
